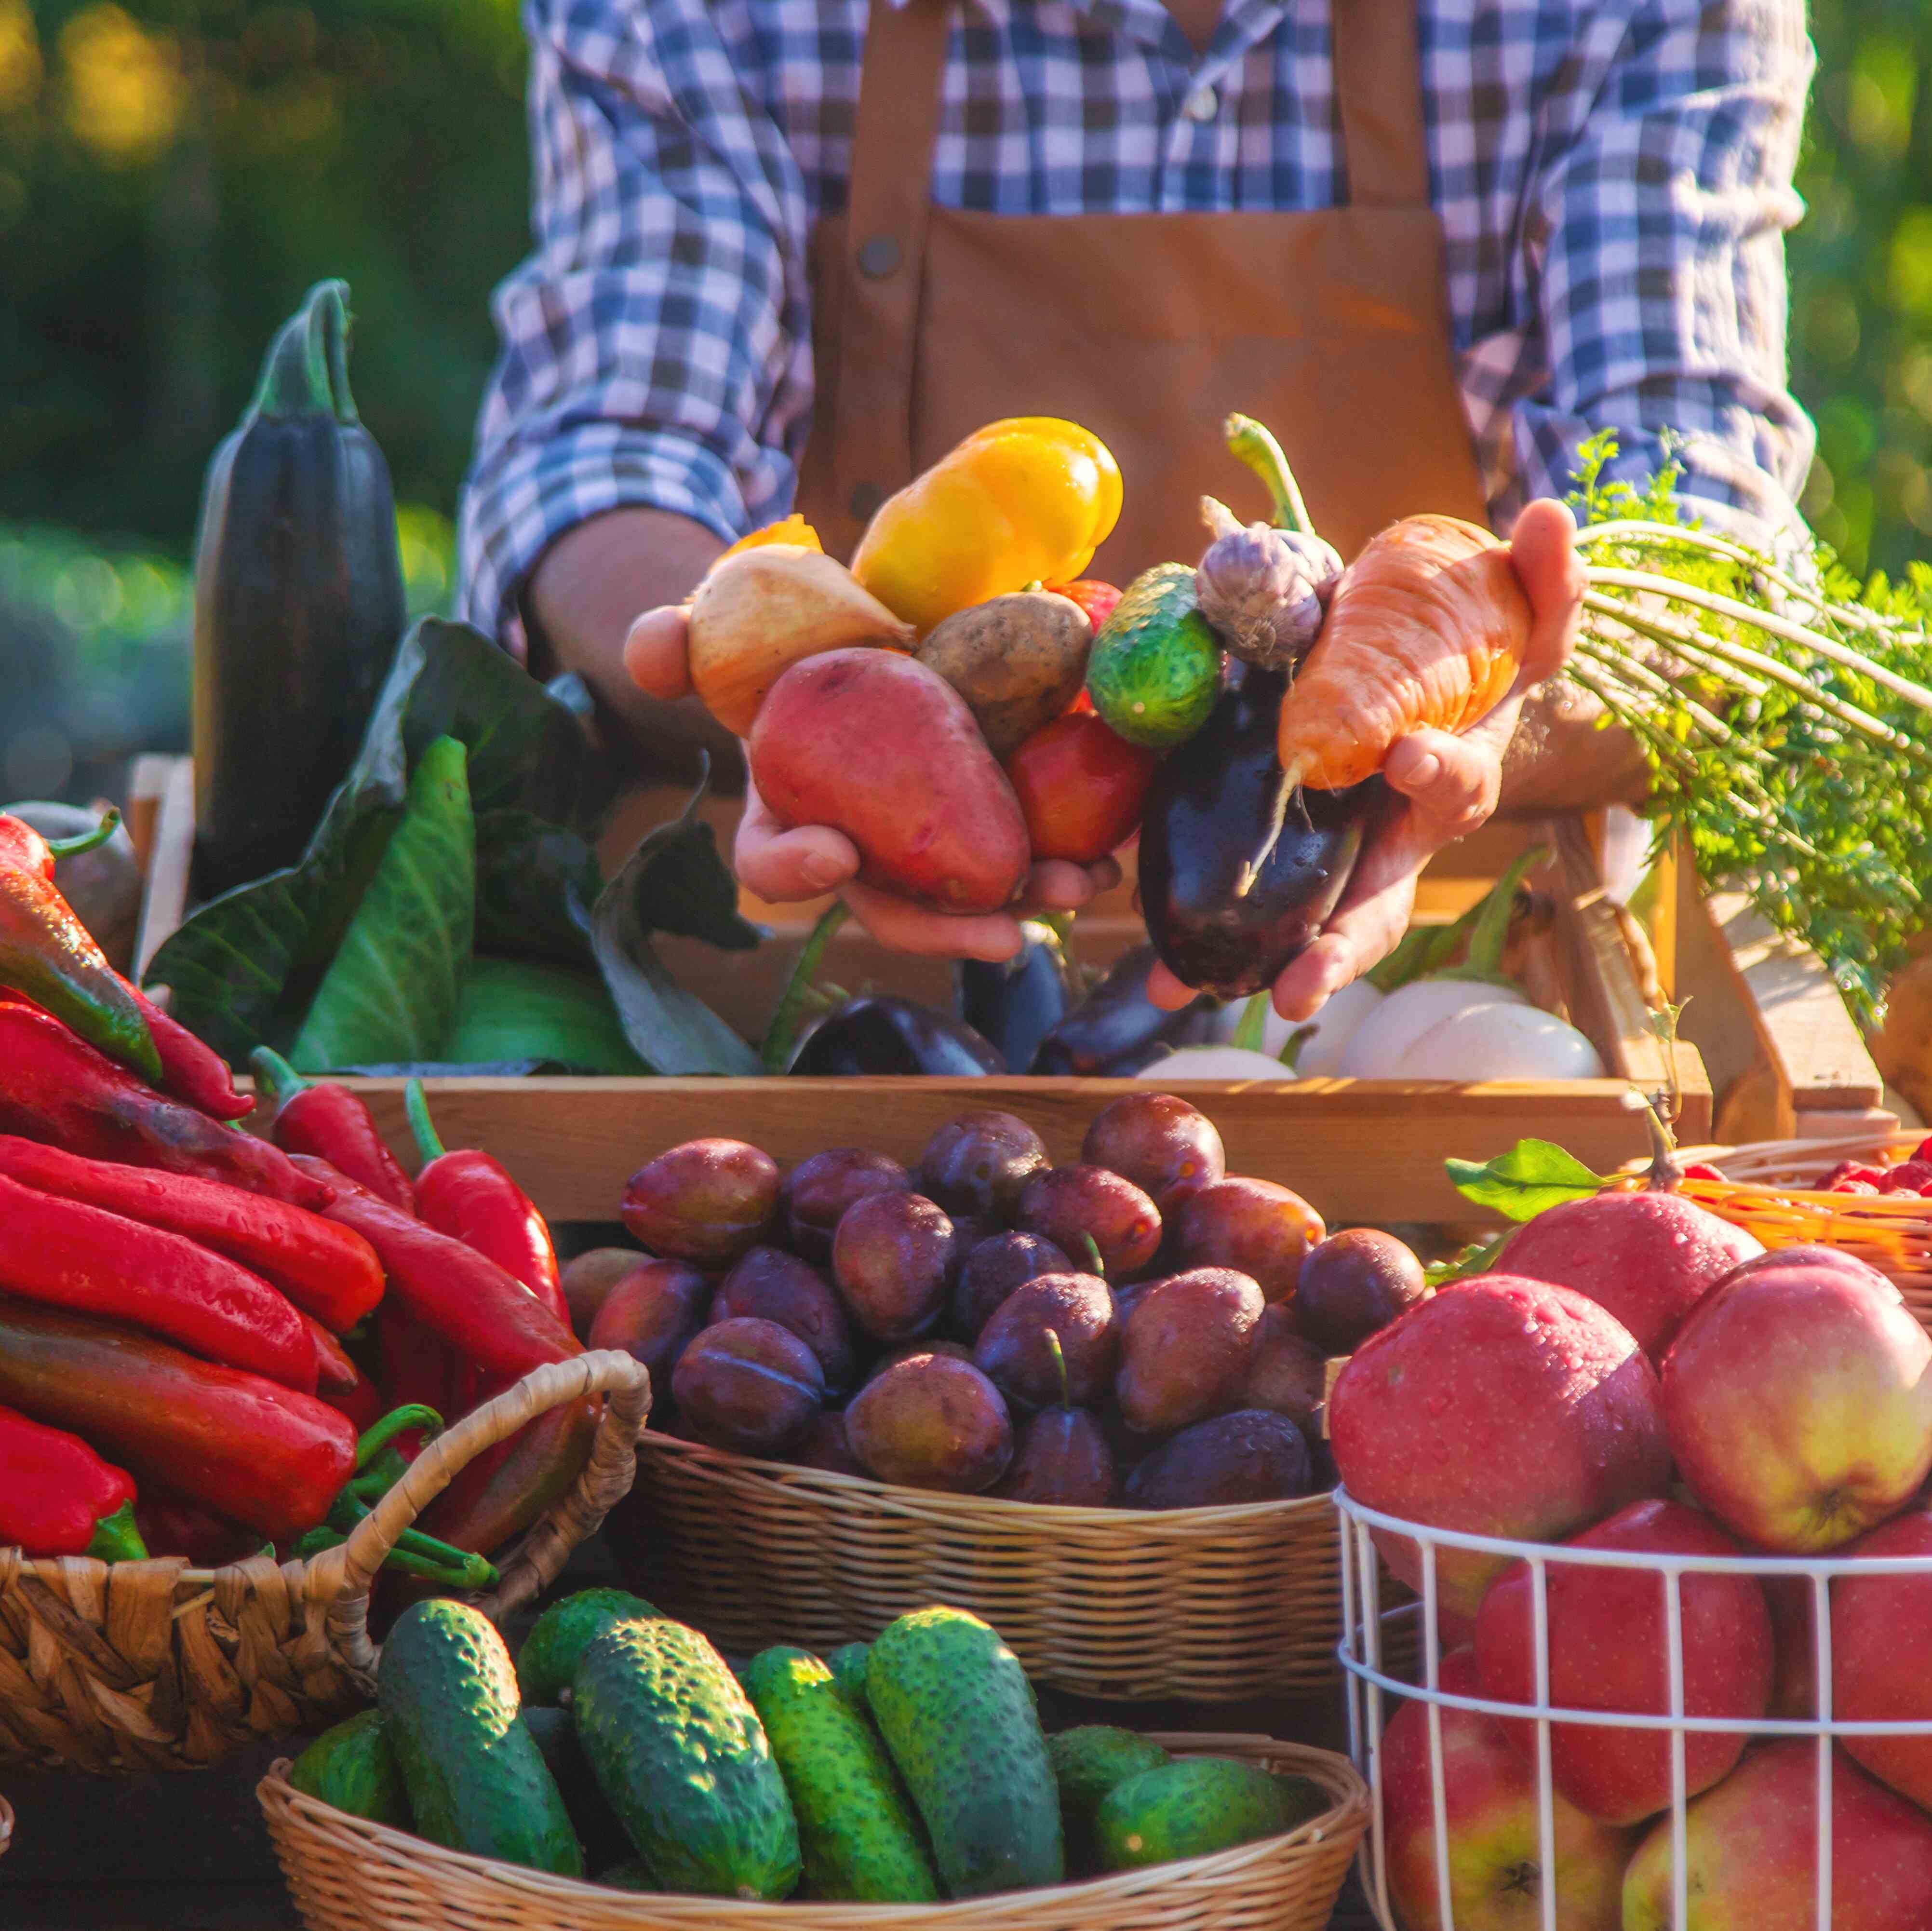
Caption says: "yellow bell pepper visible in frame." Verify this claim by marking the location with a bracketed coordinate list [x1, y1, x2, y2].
[850, 419, 1123, 634]
[719, 513, 822, 561]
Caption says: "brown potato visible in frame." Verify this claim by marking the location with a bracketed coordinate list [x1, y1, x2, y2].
[915, 591, 1093, 761]
[750, 650, 1031, 913]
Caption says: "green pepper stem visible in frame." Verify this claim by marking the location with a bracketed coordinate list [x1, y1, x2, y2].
[248, 1046, 309, 1107]
[42, 809, 122, 861]
[760, 901, 852, 1073]
[1224, 414, 1314, 536]
[404, 1078, 447, 1165]
[355, 1404, 443, 1471]
[85, 1500, 149, 1563]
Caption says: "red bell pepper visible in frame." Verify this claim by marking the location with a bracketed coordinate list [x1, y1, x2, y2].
[0, 1296, 354, 1540]
[293, 1156, 580, 1381]
[0, 814, 161, 1082]
[0, 1135, 383, 1332]
[0, 1174, 317, 1391]
[251, 1048, 415, 1211]
[131, 1485, 263, 1567]
[0, 1400, 147, 1560]
[0, 1003, 333, 1209]
[404, 1080, 568, 1324]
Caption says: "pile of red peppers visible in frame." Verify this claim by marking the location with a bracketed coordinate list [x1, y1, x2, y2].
[0, 809, 590, 1577]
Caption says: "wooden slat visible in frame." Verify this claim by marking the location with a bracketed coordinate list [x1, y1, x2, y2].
[323, 1073, 1678, 1227]
[132, 757, 195, 992]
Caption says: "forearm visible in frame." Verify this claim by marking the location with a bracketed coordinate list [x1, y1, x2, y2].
[525, 508, 741, 784]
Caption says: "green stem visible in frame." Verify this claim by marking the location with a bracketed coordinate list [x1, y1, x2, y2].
[355, 1404, 443, 1471]
[1278, 1024, 1316, 1071]
[1232, 991, 1271, 1053]
[760, 901, 851, 1073]
[321, 1490, 499, 1591]
[85, 1500, 148, 1563]
[252, 280, 360, 422]
[1044, 1329, 1071, 1409]
[40, 809, 122, 861]
[1437, 846, 1548, 987]
[404, 1078, 447, 1164]
[248, 1046, 309, 1107]
[1224, 414, 1313, 535]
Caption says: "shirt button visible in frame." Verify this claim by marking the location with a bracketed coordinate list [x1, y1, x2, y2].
[856, 235, 901, 279]
[1183, 84, 1219, 122]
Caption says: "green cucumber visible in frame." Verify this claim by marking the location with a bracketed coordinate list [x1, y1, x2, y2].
[287, 1710, 410, 1828]
[865, 1607, 1062, 1897]
[1095, 1756, 1290, 1870]
[741, 1646, 939, 1902]
[571, 1618, 801, 1900]
[1085, 565, 1222, 749]
[827, 1641, 872, 1712]
[376, 1598, 581, 1877]
[517, 1588, 658, 1705]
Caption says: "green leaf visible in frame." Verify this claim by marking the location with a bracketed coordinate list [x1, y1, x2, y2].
[1424, 1231, 1512, 1287]
[148, 617, 629, 1059]
[1444, 1139, 1609, 1222]
[581, 770, 762, 1077]
[290, 735, 475, 1070]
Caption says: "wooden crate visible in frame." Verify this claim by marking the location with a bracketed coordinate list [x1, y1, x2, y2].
[132, 761, 1706, 1224]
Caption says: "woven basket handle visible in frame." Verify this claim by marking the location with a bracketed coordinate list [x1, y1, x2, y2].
[310, 1350, 651, 1683]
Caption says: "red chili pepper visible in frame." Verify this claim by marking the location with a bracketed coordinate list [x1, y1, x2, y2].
[0, 1399, 147, 1560]
[0, 820, 161, 1083]
[0, 809, 121, 880]
[376, 1302, 466, 1453]
[126, 987, 252, 1121]
[292, 1156, 580, 1380]
[0, 1173, 317, 1391]
[0, 1135, 382, 1332]
[0, 1296, 354, 1540]
[404, 1081, 568, 1324]
[304, 1315, 360, 1396]
[132, 1485, 265, 1567]
[320, 1367, 385, 1437]
[417, 1379, 602, 1557]
[0, 1003, 333, 1210]
[251, 1048, 415, 1212]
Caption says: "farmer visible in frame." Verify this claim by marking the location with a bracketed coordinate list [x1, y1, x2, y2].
[456, 0, 1814, 1019]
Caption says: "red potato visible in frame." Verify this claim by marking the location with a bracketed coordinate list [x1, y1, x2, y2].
[749, 649, 1032, 913]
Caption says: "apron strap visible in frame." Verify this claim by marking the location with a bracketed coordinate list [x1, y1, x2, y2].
[1331, 0, 1430, 208]
[827, 0, 952, 525]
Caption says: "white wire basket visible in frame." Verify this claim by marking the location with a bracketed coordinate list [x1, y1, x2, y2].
[1336, 1487, 1932, 1931]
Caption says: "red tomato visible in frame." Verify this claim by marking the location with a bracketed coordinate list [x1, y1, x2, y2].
[1046, 579, 1123, 632]
[1006, 712, 1159, 864]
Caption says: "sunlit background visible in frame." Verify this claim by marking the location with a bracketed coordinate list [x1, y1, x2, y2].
[0, 0, 1918, 802]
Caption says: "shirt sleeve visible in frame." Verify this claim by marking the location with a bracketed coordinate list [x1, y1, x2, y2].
[1499, 0, 1817, 557]
[456, 0, 815, 658]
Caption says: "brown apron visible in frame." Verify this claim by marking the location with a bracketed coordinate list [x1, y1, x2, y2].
[796, 0, 1491, 577]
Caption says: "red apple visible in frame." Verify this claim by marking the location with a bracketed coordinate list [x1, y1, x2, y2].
[1623, 1741, 1932, 1931]
[1832, 1508, 1932, 1808]
[1660, 1247, 1932, 1552]
[1762, 1566, 1818, 1722]
[1328, 1277, 1674, 1617]
[1497, 1189, 1762, 1364]
[1381, 1648, 1634, 1931]
[1473, 1499, 1772, 1825]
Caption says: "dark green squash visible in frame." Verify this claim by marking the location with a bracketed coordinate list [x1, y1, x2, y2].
[191, 280, 406, 898]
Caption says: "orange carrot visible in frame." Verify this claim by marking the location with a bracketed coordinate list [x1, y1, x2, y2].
[1276, 514, 1531, 790]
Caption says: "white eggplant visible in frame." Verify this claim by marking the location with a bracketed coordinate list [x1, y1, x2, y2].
[1335, 979, 1530, 1077]
[1399, 1000, 1606, 1080]
[1287, 977, 1386, 1075]
[1135, 1045, 1300, 1080]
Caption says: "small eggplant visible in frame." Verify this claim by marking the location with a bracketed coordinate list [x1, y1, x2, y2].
[1029, 944, 1221, 1075]
[790, 995, 1007, 1076]
[1138, 664, 1381, 1000]
[956, 925, 1071, 1074]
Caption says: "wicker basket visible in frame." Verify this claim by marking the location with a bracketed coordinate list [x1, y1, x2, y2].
[1673, 1129, 1932, 1323]
[616, 1433, 1348, 1702]
[259, 1730, 1368, 1931]
[0, 1351, 651, 1774]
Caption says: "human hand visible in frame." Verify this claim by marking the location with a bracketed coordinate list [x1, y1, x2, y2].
[1146, 496, 1585, 1021]
[623, 603, 1120, 961]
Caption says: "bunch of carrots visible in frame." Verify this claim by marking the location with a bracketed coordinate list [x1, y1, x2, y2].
[0, 811, 593, 1576]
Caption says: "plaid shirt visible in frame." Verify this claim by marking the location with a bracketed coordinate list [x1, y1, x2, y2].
[458, 0, 1816, 656]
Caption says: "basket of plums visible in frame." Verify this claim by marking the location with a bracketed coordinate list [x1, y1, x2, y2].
[567, 1094, 1427, 1702]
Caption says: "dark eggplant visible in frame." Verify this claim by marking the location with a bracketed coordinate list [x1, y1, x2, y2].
[956, 925, 1070, 1074]
[1137, 664, 1381, 999]
[1029, 945, 1220, 1075]
[191, 281, 406, 898]
[790, 995, 1008, 1076]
